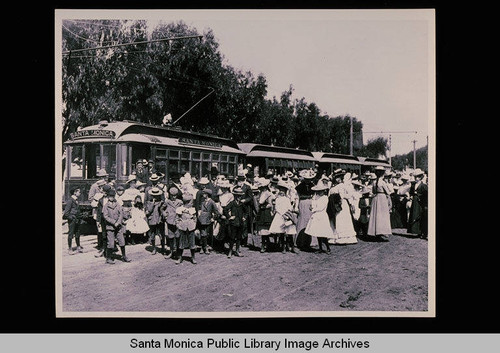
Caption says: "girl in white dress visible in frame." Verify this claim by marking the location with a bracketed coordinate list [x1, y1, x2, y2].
[305, 181, 335, 253]
[126, 195, 150, 242]
[269, 181, 297, 253]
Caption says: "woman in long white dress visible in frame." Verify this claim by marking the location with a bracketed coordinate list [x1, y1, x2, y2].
[305, 181, 335, 253]
[329, 173, 358, 245]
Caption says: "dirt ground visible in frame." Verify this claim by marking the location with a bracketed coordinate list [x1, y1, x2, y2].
[60, 224, 428, 315]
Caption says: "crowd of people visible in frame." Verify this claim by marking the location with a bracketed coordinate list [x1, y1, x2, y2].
[63, 158, 428, 265]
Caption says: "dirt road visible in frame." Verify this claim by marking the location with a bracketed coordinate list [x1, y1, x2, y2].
[60, 227, 428, 315]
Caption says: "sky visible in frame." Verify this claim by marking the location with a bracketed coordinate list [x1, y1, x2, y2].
[57, 9, 435, 156]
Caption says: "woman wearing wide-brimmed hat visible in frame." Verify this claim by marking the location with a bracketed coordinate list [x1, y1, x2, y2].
[295, 169, 318, 250]
[328, 172, 358, 245]
[407, 169, 428, 239]
[304, 180, 335, 253]
[367, 166, 392, 241]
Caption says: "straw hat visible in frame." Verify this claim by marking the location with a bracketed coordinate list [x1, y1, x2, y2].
[125, 174, 137, 183]
[299, 169, 317, 180]
[199, 177, 210, 185]
[148, 187, 162, 196]
[413, 168, 425, 177]
[311, 180, 329, 191]
[232, 187, 245, 195]
[276, 180, 290, 190]
[257, 178, 271, 188]
[149, 173, 161, 182]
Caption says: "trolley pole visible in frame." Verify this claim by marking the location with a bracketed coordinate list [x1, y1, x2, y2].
[413, 139, 417, 169]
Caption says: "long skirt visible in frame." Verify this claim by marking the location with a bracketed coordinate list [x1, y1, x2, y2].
[296, 199, 317, 247]
[367, 194, 392, 236]
[329, 199, 357, 244]
[390, 195, 404, 228]
[407, 198, 427, 236]
[395, 196, 408, 228]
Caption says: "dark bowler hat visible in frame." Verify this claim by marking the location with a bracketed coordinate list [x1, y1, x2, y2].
[107, 188, 116, 197]
[202, 188, 213, 195]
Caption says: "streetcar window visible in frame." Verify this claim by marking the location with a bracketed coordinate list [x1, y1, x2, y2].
[192, 161, 201, 179]
[192, 152, 201, 160]
[181, 151, 190, 160]
[101, 145, 116, 178]
[120, 144, 128, 177]
[156, 149, 167, 159]
[212, 154, 220, 161]
[169, 150, 179, 159]
[168, 160, 179, 176]
[229, 156, 235, 163]
[180, 160, 190, 175]
[203, 153, 211, 161]
[228, 163, 235, 176]
[202, 161, 211, 177]
[84, 144, 116, 179]
[220, 163, 228, 174]
[69, 145, 84, 178]
[220, 155, 228, 162]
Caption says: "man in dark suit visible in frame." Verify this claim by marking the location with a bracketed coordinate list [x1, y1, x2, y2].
[196, 188, 221, 254]
[234, 174, 254, 245]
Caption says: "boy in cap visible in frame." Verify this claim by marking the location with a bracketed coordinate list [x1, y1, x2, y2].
[175, 193, 198, 264]
[196, 187, 221, 254]
[64, 187, 82, 255]
[145, 187, 166, 255]
[162, 187, 183, 259]
[94, 183, 113, 257]
[223, 187, 247, 258]
[102, 189, 131, 263]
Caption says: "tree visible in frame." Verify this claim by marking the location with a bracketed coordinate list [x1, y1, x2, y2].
[358, 137, 389, 159]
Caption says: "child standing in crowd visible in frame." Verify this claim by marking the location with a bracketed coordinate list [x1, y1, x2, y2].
[163, 187, 183, 259]
[305, 180, 335, 253]
[175, 193, 198, 264]
[224, 187, 246, 258]
[145, 187, 165, 255]
[64, 187, 82, 255]
[269, 181, 297, 253]
[358, 187, 372, 237]
[197, 188, 221, 255]
[120, 194, 133, 245]
[254, 178, 274, 253]
[216, 180, 234, 251]
[102, 189, 131, 264]
[127, 195, 149, 244]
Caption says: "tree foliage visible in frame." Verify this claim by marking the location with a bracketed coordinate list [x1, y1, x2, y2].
[61, 19, 392, 161]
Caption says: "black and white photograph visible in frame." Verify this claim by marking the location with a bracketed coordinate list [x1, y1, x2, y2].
[55, 9, 435, 318]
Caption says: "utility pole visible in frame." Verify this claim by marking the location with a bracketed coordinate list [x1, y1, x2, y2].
[364, 131, 417, 167]
[350, 116, 353, 155]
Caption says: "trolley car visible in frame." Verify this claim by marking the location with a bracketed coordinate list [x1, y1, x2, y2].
[63, 120, 244, 209]
[312, 152, 363, 176]
[357, 156, 392, 174]
[237, 143, 316, 177]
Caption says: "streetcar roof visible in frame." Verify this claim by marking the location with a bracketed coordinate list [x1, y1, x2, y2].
[238, 143, 316, 161]
[64, 120, 244, 153]
[312, 152, 363, 165]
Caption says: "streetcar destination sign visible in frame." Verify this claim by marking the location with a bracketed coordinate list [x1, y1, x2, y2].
[70, 129, 116, 140]
[178, 137, 222, 149]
